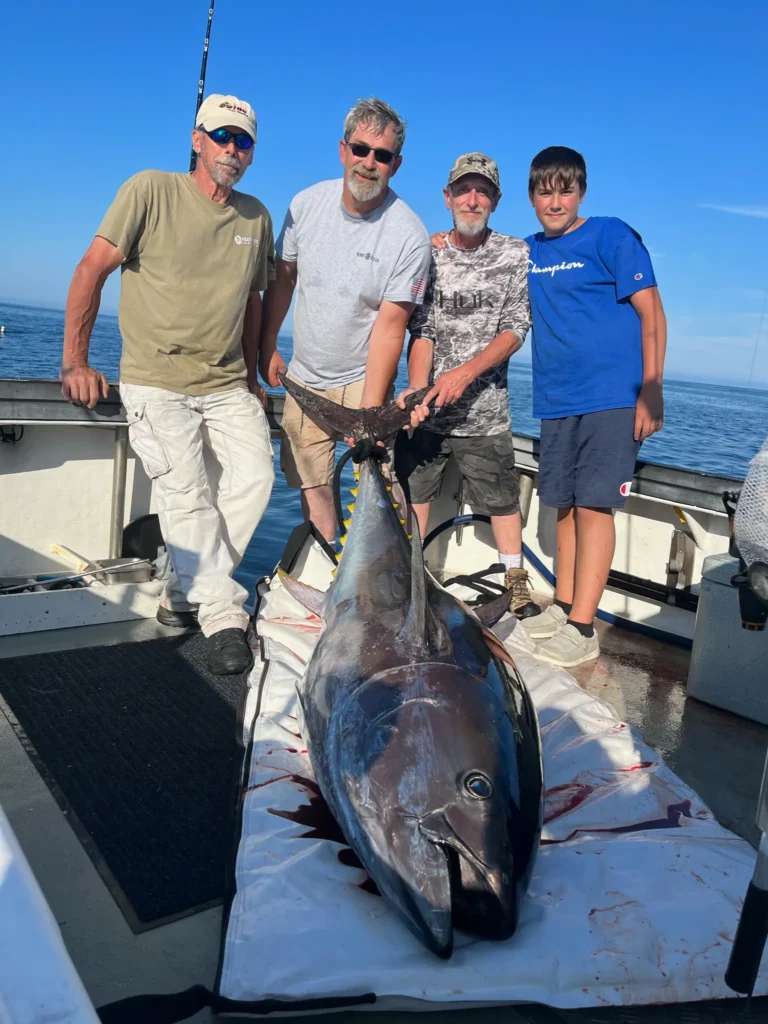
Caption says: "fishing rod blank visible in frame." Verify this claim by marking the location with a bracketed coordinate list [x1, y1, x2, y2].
[189, 1, 216, 173]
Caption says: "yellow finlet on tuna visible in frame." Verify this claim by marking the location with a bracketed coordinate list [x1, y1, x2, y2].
[350, 487, 358, 496]
[347, 503, 356, 513]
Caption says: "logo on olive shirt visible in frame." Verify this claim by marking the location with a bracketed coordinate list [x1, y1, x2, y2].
[234, 235, 259, 247]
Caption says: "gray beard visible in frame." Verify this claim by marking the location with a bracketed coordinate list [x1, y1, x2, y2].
[453, 209, 489, 237]
[211, 158, 242, 186]
[347, 167, 386, 203]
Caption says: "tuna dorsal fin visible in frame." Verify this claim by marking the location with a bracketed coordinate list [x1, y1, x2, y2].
[277, 568, 327, 619]
[396, 518, 431, 656]
[279, 373, 430, 442]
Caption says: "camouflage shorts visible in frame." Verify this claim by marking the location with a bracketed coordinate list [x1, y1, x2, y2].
[394, 428, 520, 517]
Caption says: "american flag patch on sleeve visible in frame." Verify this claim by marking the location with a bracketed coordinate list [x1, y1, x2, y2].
[411, 278, 426, 301]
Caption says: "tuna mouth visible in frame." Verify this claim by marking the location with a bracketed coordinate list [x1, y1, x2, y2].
[418, 815, 517, 941]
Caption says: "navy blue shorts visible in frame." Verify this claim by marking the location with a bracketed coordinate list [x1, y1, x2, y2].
[538, 408, 640, 510]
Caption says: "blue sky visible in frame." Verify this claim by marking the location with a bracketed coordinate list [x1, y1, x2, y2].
[1, 0, 767, 387]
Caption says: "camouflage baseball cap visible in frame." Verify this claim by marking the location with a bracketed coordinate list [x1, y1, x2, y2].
[447, 152, 500, 191]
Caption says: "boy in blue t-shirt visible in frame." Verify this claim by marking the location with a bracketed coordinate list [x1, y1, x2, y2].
[522, 146, 666, 668]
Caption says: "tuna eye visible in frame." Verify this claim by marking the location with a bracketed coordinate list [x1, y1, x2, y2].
[464, 772, 493, 800]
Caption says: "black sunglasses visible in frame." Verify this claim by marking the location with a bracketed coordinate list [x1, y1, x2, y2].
[347, 141, 396, 165]
[202, 127, 254, 151]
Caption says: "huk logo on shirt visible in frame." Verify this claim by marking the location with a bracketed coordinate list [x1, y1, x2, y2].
[437, 290, 494, 310]
[234, 235, 258, 247]
[356, 251, 380, 263]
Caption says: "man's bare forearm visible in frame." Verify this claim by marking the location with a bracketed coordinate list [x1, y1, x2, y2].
[260, 261, 297, 361]
[361, 301, 413, 407]
[407, 337, 435, 390]
[63, 261, 108, 368]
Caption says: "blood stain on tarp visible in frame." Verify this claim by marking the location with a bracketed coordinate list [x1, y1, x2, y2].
[266, 774, 381, 896]
[544, 765, 657, 825]
[589, 899, 639, 918]
[544, 781, 596, 824]
[542, 800, 693, 846]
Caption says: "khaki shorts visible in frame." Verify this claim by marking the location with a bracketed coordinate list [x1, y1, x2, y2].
[280, 377, 367, 489]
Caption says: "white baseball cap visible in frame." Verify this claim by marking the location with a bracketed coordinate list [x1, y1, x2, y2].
[196, 94, 257, 142]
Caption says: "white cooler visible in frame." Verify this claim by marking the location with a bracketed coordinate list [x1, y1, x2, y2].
[687, 552, 768, 724]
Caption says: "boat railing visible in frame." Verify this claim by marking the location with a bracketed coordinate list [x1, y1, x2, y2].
[0, 378, 743, 566]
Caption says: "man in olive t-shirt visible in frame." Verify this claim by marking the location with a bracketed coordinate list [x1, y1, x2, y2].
[60, 94, 275, 676]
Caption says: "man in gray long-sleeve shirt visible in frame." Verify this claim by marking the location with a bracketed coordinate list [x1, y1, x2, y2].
[395, 152, 540, 619]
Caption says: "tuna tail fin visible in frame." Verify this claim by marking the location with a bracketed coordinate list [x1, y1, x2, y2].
[279, 373, 430, 442]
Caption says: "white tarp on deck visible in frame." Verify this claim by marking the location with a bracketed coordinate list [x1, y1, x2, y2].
[218, 550, 765, 1013]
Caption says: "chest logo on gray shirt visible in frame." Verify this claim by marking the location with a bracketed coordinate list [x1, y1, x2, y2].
[437, 289, 495, 310]
[356, 251, 380, 263]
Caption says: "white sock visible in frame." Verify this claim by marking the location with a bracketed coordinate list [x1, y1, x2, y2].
[499, 552, 523, 571]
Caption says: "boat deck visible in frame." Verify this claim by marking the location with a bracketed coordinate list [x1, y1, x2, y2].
[0, 609, 765, 1022]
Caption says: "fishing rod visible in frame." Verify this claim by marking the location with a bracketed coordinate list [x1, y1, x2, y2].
[189, 0, 217, 173]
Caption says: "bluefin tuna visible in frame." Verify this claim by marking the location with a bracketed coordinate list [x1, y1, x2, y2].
[277, 374, 543, 958]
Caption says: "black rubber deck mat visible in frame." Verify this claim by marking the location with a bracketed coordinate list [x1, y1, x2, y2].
[0, 632, 242, 932]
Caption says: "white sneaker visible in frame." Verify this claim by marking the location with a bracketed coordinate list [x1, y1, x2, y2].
[533, 623, 600, 668]
[522, 602, 568, 640]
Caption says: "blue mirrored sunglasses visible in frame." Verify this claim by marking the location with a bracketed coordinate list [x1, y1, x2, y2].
[202, 127, 254, 151]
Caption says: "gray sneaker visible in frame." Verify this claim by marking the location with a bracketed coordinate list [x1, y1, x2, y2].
[533, 623, 600, 668]
[522, 602, 568, 640]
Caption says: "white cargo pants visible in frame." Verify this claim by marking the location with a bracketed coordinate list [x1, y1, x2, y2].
[120, 382, 275, 636]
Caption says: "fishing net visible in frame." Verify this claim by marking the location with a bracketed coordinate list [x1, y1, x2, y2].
[735, 436, 768, 568]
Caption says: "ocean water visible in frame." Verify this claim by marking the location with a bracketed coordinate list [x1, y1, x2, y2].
[1, 300, 766, 590]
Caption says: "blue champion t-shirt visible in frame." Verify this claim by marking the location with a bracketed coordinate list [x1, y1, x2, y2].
[525, 216, 656, 419]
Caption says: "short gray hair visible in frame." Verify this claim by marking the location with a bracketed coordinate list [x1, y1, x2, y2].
[343, 97, 406, 155]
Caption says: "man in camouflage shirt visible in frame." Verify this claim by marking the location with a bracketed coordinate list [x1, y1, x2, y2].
[395, 153, 539, 618]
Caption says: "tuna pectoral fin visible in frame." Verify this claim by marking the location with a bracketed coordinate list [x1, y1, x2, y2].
[276, 568, 326, 618]
[472, 589, 513, 628]
[279, 373, 430, 442]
